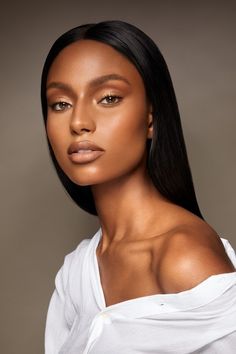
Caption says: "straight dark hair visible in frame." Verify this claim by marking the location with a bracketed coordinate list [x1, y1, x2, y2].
[41, 20, 203, 219]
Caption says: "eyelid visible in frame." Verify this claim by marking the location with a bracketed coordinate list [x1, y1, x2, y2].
[47, 93, 71, 101]
[48, 100, 72, 112]
[98, 93, 123, 105]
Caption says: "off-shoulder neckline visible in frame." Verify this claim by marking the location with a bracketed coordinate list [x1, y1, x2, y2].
[92, 228, 236, 313]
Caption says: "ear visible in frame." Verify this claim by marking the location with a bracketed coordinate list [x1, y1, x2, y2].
[147, 105, 153, 139]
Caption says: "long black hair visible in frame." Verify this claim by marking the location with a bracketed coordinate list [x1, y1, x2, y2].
[41, 20, 204, 219]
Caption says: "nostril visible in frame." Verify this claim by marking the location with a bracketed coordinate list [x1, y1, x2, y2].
[70, 113, 95, 134]
[71, 127, 91, 135]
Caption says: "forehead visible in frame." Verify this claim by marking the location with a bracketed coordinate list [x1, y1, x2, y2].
[47, 39, 144, 87]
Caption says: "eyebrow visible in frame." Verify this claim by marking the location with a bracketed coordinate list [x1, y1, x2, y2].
[46, 73, 131, 92]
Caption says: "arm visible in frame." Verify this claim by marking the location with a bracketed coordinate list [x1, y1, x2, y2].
[45, 252, 76, 354]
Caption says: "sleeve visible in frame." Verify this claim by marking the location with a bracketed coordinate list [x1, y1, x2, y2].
[44, 251, 76, 354]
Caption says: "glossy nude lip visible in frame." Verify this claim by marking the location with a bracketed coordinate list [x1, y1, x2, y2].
[67, 140, 105, 164]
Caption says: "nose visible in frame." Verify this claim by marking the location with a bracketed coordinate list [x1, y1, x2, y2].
[70, 102, 96, 136]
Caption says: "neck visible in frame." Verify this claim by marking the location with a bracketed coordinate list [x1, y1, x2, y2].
[91, 168, 171, 252]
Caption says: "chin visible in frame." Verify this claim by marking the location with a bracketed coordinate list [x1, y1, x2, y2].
[61, 163, 103, 186]
[68, 176, 95, 187]
[67, 172, 104, 187]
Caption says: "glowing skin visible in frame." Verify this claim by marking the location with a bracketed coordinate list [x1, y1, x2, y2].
[46, 40, 234, 307]
[46, 40, 153, 187]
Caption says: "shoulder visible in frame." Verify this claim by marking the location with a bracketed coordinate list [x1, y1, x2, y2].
[65, 238, 91, 265]
[56, 238, 91, 288]
[157, 221, 235, 294]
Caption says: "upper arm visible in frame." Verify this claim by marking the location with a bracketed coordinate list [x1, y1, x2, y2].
[158, 228, 235, 294]
[45, 251, 76, 353]
[45, 239, 90, 353]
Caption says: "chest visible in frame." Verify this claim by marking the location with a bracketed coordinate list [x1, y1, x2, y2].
[96, 241, 163, 306]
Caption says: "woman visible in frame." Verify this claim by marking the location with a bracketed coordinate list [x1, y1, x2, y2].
[41, 21, 236, 353]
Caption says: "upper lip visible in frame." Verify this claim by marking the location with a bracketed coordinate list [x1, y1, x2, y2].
[68, 140, 104, 154]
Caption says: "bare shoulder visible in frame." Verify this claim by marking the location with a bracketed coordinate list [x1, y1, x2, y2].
[157, 219, 235, 294]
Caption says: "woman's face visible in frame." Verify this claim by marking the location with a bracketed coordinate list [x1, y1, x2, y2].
[46, 39, 153, 186]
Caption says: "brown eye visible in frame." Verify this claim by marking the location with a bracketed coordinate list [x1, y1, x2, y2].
[49, 101, 72, 111]
[99, 95, 122, 105]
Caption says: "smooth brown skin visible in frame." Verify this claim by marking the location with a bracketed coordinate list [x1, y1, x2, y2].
[46, 40, 235, 307]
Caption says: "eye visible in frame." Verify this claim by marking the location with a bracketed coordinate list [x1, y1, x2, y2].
[99, 95, 122, 106]
[49, 101, 72, 112]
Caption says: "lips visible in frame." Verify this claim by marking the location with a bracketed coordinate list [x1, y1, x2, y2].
[67, 140, 105, 164]
[68, 140, 104, 154]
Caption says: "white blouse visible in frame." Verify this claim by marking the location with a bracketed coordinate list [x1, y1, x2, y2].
[45, 229, 236, 353]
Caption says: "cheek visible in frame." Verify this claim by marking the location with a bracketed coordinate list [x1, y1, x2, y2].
[46, 118, 56, 145]
[99, 105, 149, 173]
[107, 105, 148, 153]
[47, 117, 61, 143]
[46, 118, 68, 161]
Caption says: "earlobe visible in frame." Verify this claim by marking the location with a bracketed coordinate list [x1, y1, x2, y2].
[147, 110, 153, 139]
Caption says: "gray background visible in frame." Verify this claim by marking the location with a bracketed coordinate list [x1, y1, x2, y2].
[0, 1, 235, 353]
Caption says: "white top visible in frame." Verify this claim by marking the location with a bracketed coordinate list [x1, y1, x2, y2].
[45, 229, 236, 353]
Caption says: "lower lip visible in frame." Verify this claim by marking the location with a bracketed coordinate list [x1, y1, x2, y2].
[68, 150, 104, 164]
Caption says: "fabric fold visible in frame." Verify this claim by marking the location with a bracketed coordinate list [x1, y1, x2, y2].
[45, 229, 236, 354]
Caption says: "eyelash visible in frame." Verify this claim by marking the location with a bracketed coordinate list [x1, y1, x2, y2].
[49, 101, 72, 112]
[48, 94, 123, 112]
[99, 94, 123, 106]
